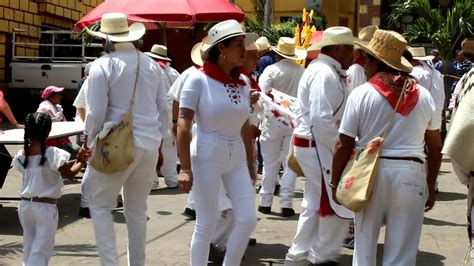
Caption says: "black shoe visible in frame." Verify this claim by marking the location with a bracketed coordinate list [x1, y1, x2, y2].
[274, 184, 280, 195]
[281, 208, 295, 217]
[258, 205, 271, 214]
[183, 207, 196, 220]
[248, 238, 257, 246]
[208, 244, 225, 263]
[78, 207, 91, 218]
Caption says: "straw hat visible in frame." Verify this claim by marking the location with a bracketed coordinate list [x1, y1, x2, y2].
[356, 25, 378, 46]
[308, 26, 354, 51]
[255, 36, 271, 51]
[462, 38, 474, 55]
[201, 19, 258, 60]
[355, 29, 413, 73]
[408, 46, 434, 61]
[86, 13, 145, 43]
[145, 44, 171, 61]
[271, 37, 307, 60]
[190, 37, 211, 67]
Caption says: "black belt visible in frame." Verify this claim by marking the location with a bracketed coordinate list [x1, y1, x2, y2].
[379, 156, 424, 165]
[21, 197, 57, 204]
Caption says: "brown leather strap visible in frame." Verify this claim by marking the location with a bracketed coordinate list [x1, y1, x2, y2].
[21, 197, 57, 204]
[379, 156, 424, 165]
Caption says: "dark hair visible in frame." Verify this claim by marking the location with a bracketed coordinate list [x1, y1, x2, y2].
[21, 112, 52, 168]
[321, 45, 338, 53]
[402, 49, 413, 62]
[207, 36, 237, 63]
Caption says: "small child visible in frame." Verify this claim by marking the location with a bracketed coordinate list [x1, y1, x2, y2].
[13, 112, 89, 266]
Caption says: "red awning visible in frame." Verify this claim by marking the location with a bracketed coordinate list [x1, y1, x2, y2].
[75, 0, 245, 31]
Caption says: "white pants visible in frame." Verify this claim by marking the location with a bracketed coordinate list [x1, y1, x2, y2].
[18, 201, 58, 266]
[279, 167, 298, 209]
[259, 123, 292, 207]
[353, 159, 428, 266]
[285, 146, 349, 264]
[80, 166, 92, 208]
[157, 134, 178, 187]
[89, 147, 158, 266]
[212, 210, 235, 251]
[190, 133, 257, 266]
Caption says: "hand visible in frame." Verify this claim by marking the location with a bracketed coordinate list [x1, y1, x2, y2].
[178, 170, 193, 193]
[15, 124, 24, 129]
[249, 167, 257, 186]
[250, 89, 260, 105]
[77, 146, 91, 163]
[425, 190, 436, 212]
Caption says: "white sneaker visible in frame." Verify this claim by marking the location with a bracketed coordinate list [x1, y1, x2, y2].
[151, 180, 160, 191]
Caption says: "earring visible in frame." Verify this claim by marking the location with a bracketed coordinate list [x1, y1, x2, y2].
[220, 53, 226, 61]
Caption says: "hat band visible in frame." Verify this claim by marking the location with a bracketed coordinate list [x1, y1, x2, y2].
[103, 28, 130, 35]
[151, 51, 166, 57]
[210, 32, 244, 46]
[277, 45, 296, 56]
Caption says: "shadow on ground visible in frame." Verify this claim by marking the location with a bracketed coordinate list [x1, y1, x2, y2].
[436, 191, 467, 201]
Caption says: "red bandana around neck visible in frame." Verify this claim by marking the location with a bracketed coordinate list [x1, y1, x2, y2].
[201, 62, 245, 86]
[157, 60, 168, 68]
[369, 72, 420, 116]
[353, 55, 365, 67]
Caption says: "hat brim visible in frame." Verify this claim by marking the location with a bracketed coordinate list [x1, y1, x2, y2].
[201, 32, 259, 60]
[190, 42, 205, 67]
[271, 46, 307, 60]
[145, 52, 171, 61]
[308, 36, 355, 51]
[86, 22, 145, 43]
[354, 40, 413, 73]
[413, 55, 435, 61]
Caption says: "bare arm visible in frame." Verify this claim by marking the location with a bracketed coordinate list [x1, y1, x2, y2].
[177, 107, 194, 192]
[58, 161, 86, 180]
[331, 133, 356, 203]
[2, 101, 22, 128]
[424, 129, 442, 212]
[241, 119, 257, 184]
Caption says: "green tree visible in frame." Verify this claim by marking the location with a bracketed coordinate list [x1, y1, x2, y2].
[387, 0, 474, 73]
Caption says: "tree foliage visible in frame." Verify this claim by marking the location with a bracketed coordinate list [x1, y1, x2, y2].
[387, 0, 474, 73]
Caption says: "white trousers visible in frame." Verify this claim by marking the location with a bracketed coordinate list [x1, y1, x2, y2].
[279, 166, 298, 209]
[212, 210, 235, 251]
[353, 159, 428, 266]
[157, 134, 178, 187]
[18, 201, 58, 266]
[80, 166, 92, 208]
[259, 125, 292, 207]
[190, 133, 257, 266]
[285, 146, 349, 264]
[88, 147, 158, 266]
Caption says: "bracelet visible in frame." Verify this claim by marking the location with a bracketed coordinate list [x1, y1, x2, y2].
[180, 169, 192, 173]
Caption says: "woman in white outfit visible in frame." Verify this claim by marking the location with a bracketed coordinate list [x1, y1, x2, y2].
[177, 20, 258, 265]
[332, 29, 442, 266]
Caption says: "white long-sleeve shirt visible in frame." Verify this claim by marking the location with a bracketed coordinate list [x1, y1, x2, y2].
[346, 63, 366, 94]
[85, 42, 169, 152]
[410, 62, 445, 118]
[258, 59, 305, 97]
[294, 54, 348, 150]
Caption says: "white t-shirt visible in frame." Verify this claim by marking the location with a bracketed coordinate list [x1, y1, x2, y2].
[14, 147, 70, 199]
[346, 63, 366, 94]
[73, 77, 88, 109]
[339, 82, 440, 159]
[180, 71, 251, 138]
[170, 66, 199, 102]
[411, 62, 445, 117]
[258, 59, 305, 97]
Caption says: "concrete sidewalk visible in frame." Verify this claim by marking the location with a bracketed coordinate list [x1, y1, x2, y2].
[0, 144, 470, 265]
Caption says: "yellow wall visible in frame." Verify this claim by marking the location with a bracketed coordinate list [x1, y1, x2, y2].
[236, 0, 306, 23]
[0, 0, 103, 84]
[321, 0, 357, 31]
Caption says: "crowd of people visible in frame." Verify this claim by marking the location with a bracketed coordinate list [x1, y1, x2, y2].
[9, 11, 474, 266]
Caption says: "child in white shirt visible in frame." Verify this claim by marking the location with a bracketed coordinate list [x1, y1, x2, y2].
[13, 112, 89, 266]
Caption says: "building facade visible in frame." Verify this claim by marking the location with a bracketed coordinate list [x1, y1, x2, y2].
[0, 0, 103, 87]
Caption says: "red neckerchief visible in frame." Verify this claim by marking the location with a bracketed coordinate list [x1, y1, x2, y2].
[201, 62, 245, 86]
[353, 55, 365, 66]
[369, 72, 420, 116]
[157, 60, 168, 68]
[239, 69, 261, 91]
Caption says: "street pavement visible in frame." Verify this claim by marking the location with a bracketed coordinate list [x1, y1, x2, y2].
[0, 144, 470, 265]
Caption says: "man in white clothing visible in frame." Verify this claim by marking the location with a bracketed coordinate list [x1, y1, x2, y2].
[284, 27, 354, 265]
[257, 37, 306, 214]
[146, 44, 180, 190]
[83, 13, 169, 265]
[347, 25, 377, 94]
